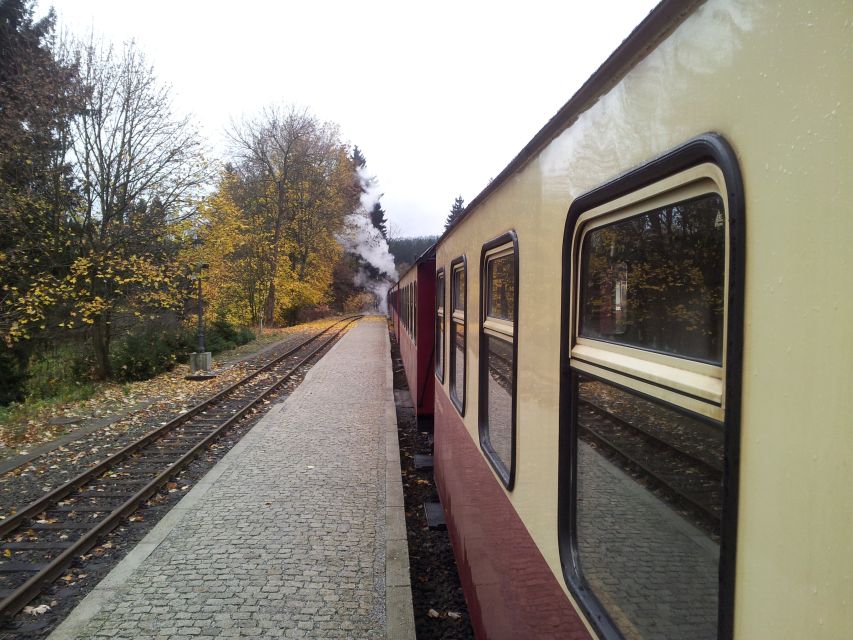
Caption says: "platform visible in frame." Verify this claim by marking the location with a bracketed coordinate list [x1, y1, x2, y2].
[49, 317, 415, 640]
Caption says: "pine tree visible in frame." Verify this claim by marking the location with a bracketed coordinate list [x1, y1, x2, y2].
[370, 201, 388, 240]
[445, 195, 465, 230]
[351, 145, 366, 169]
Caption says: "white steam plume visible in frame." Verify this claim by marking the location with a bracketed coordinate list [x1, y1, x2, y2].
[337, 167, 398, 312]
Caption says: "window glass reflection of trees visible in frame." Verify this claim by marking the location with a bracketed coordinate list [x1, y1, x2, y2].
[487, 254, 514, 321]
[453, 268, 465, 311]
[580, 194, 725, 363]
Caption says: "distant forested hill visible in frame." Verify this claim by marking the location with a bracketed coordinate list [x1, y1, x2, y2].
[388, 236, 439, 274]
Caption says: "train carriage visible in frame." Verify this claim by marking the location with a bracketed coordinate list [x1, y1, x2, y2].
[431, 1, 853, 639]
[389, 248, 436, 417]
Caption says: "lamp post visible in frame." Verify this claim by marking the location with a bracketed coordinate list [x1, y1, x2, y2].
[188, 234, 213, 376]
[196, 261, 209, 353]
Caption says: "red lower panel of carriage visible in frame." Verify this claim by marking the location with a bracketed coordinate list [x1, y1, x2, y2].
[433, 390, 590, 640]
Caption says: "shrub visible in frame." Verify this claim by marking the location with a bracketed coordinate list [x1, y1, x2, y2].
[0, 348, 27, 406]
[111, 325, 183, 382]
[23, 344, 95, 403]
[182, 317, 254, 356]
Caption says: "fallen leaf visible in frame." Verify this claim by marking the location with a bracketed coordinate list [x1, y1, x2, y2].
[23, 604, 51, 616]
[427, 609, 440, 618]
[447, 611, 462, 619]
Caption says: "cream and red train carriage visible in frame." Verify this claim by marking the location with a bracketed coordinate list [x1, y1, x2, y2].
[429, 0, 853, 639]
[388, 247, 436, 417]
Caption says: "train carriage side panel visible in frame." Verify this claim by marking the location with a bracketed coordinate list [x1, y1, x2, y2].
[397, 266, 420, 416]
[433, 1, 853, 639]
[415, 257, 436, 415]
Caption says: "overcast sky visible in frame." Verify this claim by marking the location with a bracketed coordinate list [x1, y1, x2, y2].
[43, 0, 659, 237]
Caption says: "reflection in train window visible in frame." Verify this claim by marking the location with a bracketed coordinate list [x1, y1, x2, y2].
[575, 375, 723, 640]
[479, 239, 517, 488]
[579, 193, 725, 363]
[435, 271, 445, 382]
[486, 253, 515, 321]
[567, 162, 738, 640]
[450, 259, 466, 413]
[453, 266, 465, 312]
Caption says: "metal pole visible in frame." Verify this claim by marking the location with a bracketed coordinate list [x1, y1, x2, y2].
[197, 272, 205, 353]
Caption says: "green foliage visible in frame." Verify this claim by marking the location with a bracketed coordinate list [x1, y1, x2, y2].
[184, 317, 255, 357]
[445, 195, 465, 230]
[22, 344, 95, 403]
[110, 325, 184, 382]
[0, 347, 26, 405]
[387, 236, 439, 269]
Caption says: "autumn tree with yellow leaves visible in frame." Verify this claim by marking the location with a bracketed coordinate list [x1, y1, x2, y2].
[197, 107, 361, 326]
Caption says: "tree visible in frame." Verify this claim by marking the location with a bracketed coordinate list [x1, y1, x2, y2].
[445, 195, 465, 230]
[228, 106, 358, 324]
[351, 145, 366, 169]
[369, 201, 388, 240]
[0, 1, 83, 398]
[215, 107, 359, 325]
[387, 236, 440, 269]
[3, 38, 211, 378]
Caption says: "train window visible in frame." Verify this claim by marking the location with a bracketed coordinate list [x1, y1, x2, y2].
[478, 234, 518, 489]
[414, 281, 418, 343]
[449, 257, 466, 414]
[560, 141, 744, 640]
[579, 193, 724, 364]
[435, 270, 445, 382]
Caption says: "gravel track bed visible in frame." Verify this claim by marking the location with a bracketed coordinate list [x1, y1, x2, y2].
[0, 323, 354, 640]
[0, 324, 336, 520]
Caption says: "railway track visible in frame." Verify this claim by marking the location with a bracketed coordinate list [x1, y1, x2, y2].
[0, 315, 362, 618]
[577, 396, 722, 536]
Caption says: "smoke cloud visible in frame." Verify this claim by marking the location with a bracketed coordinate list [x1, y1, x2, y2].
[337, 167, 398, 312]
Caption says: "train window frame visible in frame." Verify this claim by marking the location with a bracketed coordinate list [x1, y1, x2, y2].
[478, 231, 519, 490]
[449, 256, 467, 415]
[557, 135, 745, 640]
[435, 268, 445, 383]
[572, 164, 728, 421]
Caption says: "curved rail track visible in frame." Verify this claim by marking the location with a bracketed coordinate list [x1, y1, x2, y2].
[0, 315, 362, 618]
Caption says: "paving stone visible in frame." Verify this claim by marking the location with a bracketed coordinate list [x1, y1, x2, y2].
[50, 319, 399, 639]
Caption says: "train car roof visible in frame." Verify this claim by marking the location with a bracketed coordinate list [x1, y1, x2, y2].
[436, 0, 699, 244]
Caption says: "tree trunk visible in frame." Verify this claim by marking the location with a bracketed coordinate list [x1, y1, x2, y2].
[92, 311, 112, 380]
[264, 281, 276, 326]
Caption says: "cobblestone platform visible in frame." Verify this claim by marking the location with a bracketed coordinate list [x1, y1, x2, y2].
[50, 317, 414, 640]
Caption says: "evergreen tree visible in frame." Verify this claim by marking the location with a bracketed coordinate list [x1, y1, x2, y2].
[370, 201, 388, 240]
[351, 145, 366, 169]
[445, 195, 465, 230]
[0, 0, 81, 394]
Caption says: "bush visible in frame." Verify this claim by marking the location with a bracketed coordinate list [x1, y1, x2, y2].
[111, 325, 184, 382]
[110, 318, 255, 383]
[182, 317, 254, 356]
[23, 344, 95, 403]
[0, 348, 27, 406]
